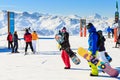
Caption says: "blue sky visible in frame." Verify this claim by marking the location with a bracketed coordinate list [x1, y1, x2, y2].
[0, 0, 119, 17]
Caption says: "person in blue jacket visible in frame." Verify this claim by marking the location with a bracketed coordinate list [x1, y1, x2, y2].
[86, 23, 99, 76]
[107, 26, 111, 38]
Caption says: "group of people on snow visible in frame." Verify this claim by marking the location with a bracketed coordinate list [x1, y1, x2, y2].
[7, 29, 38, 55]
[58, 23, 113, 76]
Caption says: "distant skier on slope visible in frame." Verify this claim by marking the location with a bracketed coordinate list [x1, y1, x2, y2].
[24, 29, 34, 55]
[7, 32, 14, 53]
[13, 31, 20, 53]
[32, 31, 38, 54]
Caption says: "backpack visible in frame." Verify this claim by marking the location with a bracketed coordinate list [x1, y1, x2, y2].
[97, 30, 105, 47]
[97, 31, 102, 47]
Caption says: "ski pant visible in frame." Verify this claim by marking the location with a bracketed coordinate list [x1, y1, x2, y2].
[8, 41, 14, 52]
[88, 51, 110, 75]
[88, 51, 98, 75]
[14, 41, 18, 52]
[32, 40, 37, 52]
[8, 41, 13, 49]
[61, 50, 70, 68]
[97, 51, 110, 65]
[25, 42, 34, 52]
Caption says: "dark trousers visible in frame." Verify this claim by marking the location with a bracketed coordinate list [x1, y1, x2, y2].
[8, 41, 13, 49]
[25, 42, 34, 52]
[14, 42, 18, 52]
[115, 42, 120, 47]
[8, 41, 14, 52]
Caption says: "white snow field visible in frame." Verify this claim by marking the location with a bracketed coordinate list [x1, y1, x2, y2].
[0, 35, 120, 80]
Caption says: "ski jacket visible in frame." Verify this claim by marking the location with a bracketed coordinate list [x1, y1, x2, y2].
[60, 31, 70, 49]
[88, 25, 98, 55]
[107, 27, 111, 33]
[24, 32, 32, 42]
[32, 32, 38, 40]
[7, 33, 13, 42]
[97, 35, 106, 51]
[13, 34, 19, 42]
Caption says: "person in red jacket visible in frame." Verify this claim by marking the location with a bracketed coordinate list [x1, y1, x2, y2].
[7, 32, 14, 53]
[24, 29, 34, 55]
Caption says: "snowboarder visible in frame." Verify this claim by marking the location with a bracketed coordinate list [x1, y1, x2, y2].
[86, 23, 99, 76]
[13, 31, 20, 53]
[32, 31, 38, 53]
[97, 30, 110, 65]
[59, 27, 71, 69]
[24, 29, 34, 55]
[7, 32, 14, 53]
[107, 26, 111, 38]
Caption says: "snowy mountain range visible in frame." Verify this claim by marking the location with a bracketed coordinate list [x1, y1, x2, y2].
[0, 10, 114, 36]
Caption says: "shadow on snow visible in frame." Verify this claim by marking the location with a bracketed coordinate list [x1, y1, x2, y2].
[0, 47, 11, 53]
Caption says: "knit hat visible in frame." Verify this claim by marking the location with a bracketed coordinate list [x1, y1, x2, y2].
[62, 27, 66, 30]
[86, 23, 93, 29]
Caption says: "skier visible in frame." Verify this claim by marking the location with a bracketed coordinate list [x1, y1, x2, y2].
[59, 27, 71, 69]
[24, 29, 34, 55]
[111, 28, 114, 38]
[7, 32, 14, 53]
[97, 30, 110, 65]
[32, 31, 38, 53]
[107, 26, 111, 38]
[13, 31, 20, 53]
[86, 23, 99, 76]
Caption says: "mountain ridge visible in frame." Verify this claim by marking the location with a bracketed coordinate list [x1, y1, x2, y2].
[0, 10, 114, 36]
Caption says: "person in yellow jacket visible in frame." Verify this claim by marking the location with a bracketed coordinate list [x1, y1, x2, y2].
[32, 31, 38, 53]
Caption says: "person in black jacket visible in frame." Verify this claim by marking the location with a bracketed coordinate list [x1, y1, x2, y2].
[97, 30, 110, 65]
[60, 27, 71, 69]
[60, 27, 76, 69]
[7, 32, 14, 53]
[13, 31, 20, 53]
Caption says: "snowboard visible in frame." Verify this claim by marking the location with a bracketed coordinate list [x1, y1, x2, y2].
[77, 47, 119, 77]
[55, 34, 64, 44]
[104, 52, 112, 62]
[55, 34, 80, 65]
